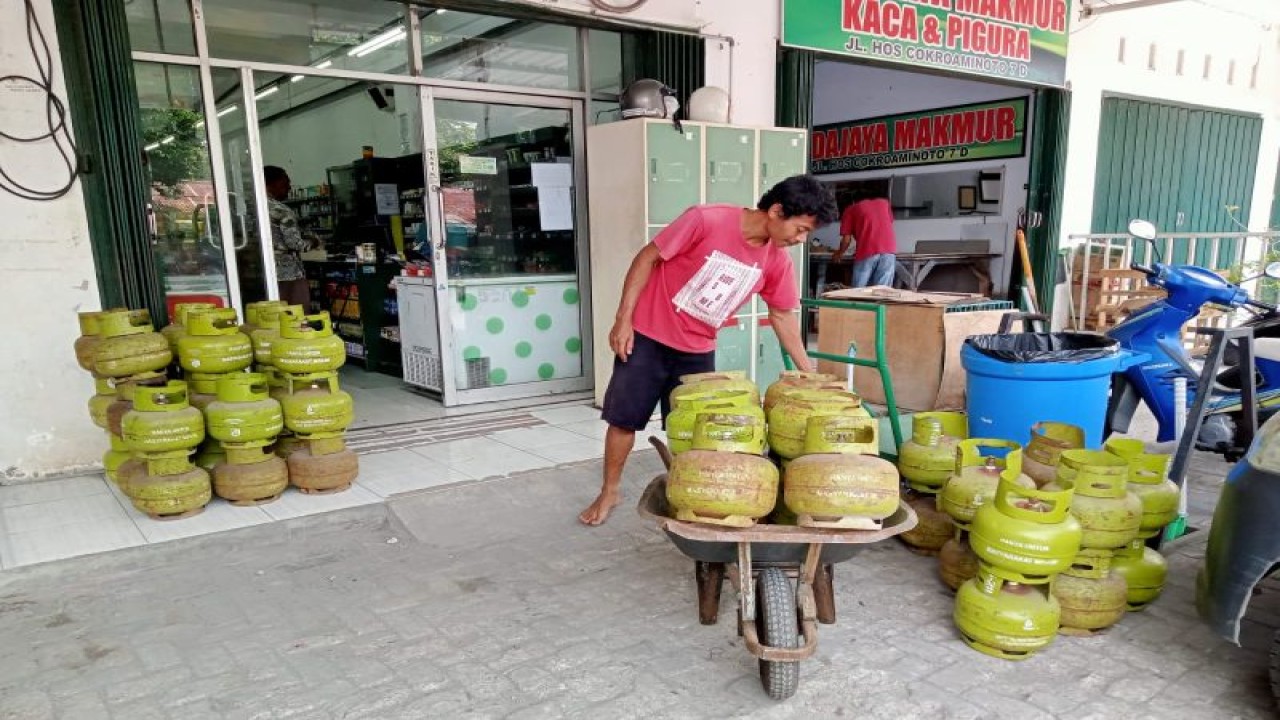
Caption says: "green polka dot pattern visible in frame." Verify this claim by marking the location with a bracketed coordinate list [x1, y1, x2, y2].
[563, 288, 579, 305]
[461, 293, 478, 311]
[515, 341, 532, 358]
[463, 346, 482, 361]
[535, 314, 552, 331]
[486, 317, 504, 334]
[512, 292, 530, 308]
[564, 337, 581, 353]
[538, 363, 555, 380]
[489, 368, 508, 385]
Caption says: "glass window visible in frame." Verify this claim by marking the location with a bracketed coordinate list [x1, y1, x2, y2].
[588, 30, 622, 124]
[134, 62, 231, 306]
[204, 0, 409, 75]
[419, 9, 580, 91]
[126, 0, 196, 55]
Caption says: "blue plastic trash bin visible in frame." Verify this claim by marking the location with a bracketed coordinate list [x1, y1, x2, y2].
[961, 334, 1146, 449]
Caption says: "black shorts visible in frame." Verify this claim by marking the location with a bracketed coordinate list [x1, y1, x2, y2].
[601, 332, 716, 431]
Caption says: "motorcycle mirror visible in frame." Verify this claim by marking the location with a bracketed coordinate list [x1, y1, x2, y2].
[1266, 262, 1280, 280]
[1128, 219, 1158, 241]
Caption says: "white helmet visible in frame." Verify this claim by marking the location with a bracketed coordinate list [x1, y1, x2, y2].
[688, 86, 730, 123]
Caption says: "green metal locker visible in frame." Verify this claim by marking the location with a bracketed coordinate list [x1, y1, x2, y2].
[756, 322, 786, 394]
[646, 123, 702, 225]
[758, 129, 808, 195]
[715, 322, 752, 375]
[705, 126, 757, 207]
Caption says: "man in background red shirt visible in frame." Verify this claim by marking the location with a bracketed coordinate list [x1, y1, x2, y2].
[579, 175, 838, 525]
[833, 189, 898, 287]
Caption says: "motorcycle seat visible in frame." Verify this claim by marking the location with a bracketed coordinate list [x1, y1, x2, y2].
[1255, 338, 1280, 363]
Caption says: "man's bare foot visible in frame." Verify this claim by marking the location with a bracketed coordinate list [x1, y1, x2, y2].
[579, 490, 622, 526]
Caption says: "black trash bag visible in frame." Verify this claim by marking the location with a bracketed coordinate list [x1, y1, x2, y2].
[966, 333, 1118, 363]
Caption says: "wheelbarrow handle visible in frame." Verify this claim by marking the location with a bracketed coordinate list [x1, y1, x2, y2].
[650, 436, 674, 470]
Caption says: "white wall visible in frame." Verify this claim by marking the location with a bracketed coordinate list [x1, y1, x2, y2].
[0, 0, 103, 481]
[1061, 2, 1280, 237]
[809, 61, 1034, 294]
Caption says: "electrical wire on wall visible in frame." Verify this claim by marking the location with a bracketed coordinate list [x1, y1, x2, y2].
[0, 0, 81, 201]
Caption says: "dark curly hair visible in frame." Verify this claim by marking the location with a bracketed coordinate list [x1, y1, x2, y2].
[757, 174, 839, 226]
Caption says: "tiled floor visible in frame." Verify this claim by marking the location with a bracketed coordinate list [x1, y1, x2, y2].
[0, 398, 658, 571]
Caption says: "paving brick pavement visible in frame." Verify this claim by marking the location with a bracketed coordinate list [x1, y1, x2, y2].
[0, 447, 1276, 719]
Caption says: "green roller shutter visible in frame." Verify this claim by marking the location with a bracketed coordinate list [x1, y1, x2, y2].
[1025, 88, 1071, 313]
[53, 0, 166, 321]
[1091, 96, 1262, 266]
[775, 48, 815, 130]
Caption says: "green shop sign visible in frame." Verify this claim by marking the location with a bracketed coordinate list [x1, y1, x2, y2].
[782, 0, 1071, 87]
[810, 97, 1028, 174]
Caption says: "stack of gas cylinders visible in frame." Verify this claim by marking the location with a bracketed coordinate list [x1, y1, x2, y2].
[74, 302, 360, 518]
[664, 371, 899, 531]
[896, 416, 1177, 660]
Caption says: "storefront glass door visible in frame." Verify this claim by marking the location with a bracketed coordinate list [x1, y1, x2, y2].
[422, 90, 591, 405]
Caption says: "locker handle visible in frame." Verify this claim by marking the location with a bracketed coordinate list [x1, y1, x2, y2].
[649, 158, 657, 179]
[708, 160, 716, 181]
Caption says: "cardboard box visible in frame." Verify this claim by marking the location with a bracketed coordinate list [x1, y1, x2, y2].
[816, 287, 1008, 412]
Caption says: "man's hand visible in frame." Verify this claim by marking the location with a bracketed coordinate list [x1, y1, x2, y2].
[609, 318, 635, 362]
[830, 249, 844, 263]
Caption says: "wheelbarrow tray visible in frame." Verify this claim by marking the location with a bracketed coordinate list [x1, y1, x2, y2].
[637, 475, 918, 565]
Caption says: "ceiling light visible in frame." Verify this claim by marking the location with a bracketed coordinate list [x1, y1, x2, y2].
[348, 27, 406, 58]
[255, 86, 278, 100]
[159, 136, 176, 145]
[315, 60, 333, 69]
[217, 105, 238, 117]
[144, 142, 161, 152]
[291, 75, 305, 83]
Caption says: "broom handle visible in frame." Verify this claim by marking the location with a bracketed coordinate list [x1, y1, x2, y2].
[1017, 227, 1040, 313]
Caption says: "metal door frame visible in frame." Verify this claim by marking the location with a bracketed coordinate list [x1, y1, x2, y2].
[421, 86, 594, 406]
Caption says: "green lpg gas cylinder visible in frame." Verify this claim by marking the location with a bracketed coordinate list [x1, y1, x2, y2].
[240, 300, 288, 336]
[803, 414, 878, 456]
[672, 371, 762, 408]
[898, 412, 967, 493]
[161, 302, 218, 355]
[177, 308, 253, 374]
[1054, 550, 1127, 633]
[954, 563, 1060, 661]
[667, 390, 752, 454]
[93, 310, 172, 378]
[127, 466, 211, 518]
[1059, 450, 1141, 550]
[280, 372, 354, 437]
[205, 373, 284, 446]
[74, 311, 106, 373]
[939, 529, 980, 592]
[185, 372, 226, 411]
[271, 312, 346, 374]
[87, 377, 115, 429]
[1112, 538, 1167, 611]
[970, 475, 1082, 583]
[250, 304, 305, 366]
[763, 371, 841, 413]
[1113, 450, 1177, 538]
[899, 489, 956, 554]
[121, 381, 205, 456]
[666, 450, 779, 528]
[768, 389, 870, 460]
[213, 454, 288, 504]
[1022, 421, 1086, 487]
[689, 409, 766, 454]
[783, 452, 899, 529]
[106, 372, 167, 437]
[103, 433, 132, 482]
[193, 439, 226, 472]
[939, 441, 1035, 528]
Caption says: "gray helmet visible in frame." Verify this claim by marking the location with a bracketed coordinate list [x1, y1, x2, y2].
[620, 79, 678, 119]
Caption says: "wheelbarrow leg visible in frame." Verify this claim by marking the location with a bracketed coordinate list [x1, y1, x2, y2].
[695, 561, 726, 625]
[814, 564, 837, 625]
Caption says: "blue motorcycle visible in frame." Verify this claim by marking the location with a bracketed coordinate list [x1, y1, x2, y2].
[1104, 220, 1280, 457]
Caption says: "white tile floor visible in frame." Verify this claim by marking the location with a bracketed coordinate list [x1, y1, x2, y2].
[0, 402, 660, 571]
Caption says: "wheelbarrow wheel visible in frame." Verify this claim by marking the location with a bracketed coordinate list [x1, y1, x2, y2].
[756, 567, 800, 700]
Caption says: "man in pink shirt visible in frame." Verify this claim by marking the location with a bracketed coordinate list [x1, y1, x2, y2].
[579, 175, 838, 525]
[833, 189, 898, 287]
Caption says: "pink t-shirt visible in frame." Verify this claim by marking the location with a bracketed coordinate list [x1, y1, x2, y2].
[839, 198, 897, 260]
[632, 205, 799, 353]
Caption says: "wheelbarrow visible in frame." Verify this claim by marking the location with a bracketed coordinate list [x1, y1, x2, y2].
[638, 439, 918, 700]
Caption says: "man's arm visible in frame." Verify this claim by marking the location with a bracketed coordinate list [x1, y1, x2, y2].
[611, 243, 663, 362]
[768, 305, 813, 373]
[832, 234, 853, 262]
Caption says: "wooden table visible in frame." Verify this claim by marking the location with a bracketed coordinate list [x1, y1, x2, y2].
[894, 252, 1000, 296]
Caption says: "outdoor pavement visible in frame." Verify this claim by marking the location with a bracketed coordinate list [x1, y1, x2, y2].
[0, 439, 1276, 718]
